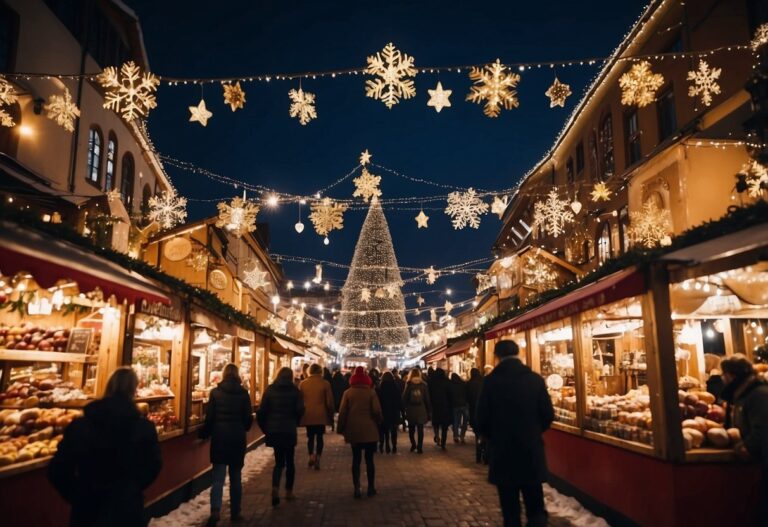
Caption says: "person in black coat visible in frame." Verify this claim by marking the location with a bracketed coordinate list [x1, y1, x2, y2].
[257, 367, 304, 507]
[49, 367, 161, 527]
[476, 341, 554, 527]
[428, 368, 453, 449]
[376, 371, 404, 453]
[465, 367, 485, 463]
[448, 373, 469, 443]
[200, 363, 253, 525]
[331, 369, 349, 413]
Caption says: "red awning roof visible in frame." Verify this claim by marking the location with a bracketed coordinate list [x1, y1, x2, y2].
[0, 221, 170, 305]
[445, 338, 473, 357]
[485, 267, 645, 339]
[424, 344, 447, 363]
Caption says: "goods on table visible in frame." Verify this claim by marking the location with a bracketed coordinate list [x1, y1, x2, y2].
[0, 378, 88, 407]
[0, 323, 70, 352]
[136, 382, 174, 399]
[0, 407, 82, 467]
[677, 389, 735, 451]
[585, 387, 653, 445]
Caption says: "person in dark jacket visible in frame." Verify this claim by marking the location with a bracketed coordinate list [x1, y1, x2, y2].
[403, 368, 431, 453]
[376, 372, 404, 453]
[332, 369, 349, 412]
[476, 341, 554, 527]
[323, 367, 335, 431]
[449, 373, 469, 443]
[257, 367, 305, 507]
[199, 363, 253, 525]
[394, 369, 407, 431]
[429, 368, 453, 449]
[49, 367, 161, 527]
[465, 367, 485, 463]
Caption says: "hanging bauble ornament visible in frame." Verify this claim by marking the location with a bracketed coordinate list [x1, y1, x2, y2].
[570, 200, 582, 214]
[323, 236, 330, 246]
[295, 221, 305, 233]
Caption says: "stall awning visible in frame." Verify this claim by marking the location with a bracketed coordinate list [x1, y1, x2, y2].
[273, 336, 307, 356]
[485, 267, 645, 339]
[0, 221, 170, 305]
[424, 344, 447, 363]
[445, 338, 473, 357]
[660, 224, 768, 270]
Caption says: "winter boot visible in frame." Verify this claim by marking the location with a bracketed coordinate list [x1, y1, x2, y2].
[271, 487, 280, 507]
[314, 455, 320, 471]
[206, 509, 220, 527]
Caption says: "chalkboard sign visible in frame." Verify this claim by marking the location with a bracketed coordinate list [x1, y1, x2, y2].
[66, 328, 93, 355]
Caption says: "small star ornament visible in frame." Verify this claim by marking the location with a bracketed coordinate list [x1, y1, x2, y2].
[359, 149, 372, 166]
[375, 287, 387, 299]
[417, 295, 425, 306]
[415, 210, 429, 228]
[222, 82, 246, 111]
[491, 195, 508, 219]
[590, 182, 612, 202]
[444, 300, 453, 313]
[545, 77, 572, 108]
[427, 82, 452, 113]
[360, 288, 371, 303]
[189, 99, 213, 126]
[426, 266, 438, 285]
[242, 262, 270, 290]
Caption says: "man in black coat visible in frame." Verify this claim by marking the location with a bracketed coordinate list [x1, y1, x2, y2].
[476, 341, 554, 527]
[428, 368, 452, 449]
[331, 369, 348, 413]
[465, 367, 485, 462]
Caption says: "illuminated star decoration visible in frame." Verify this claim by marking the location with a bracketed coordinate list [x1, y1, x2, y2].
[359, 149, 372, 166]
[751, 23, 768, 51]
[44, 87, 80, 132]
[628, 201, 673, 248]
[545, 77, 572, 108]
[360, 288, 371, 303]
[444, 300, 453, 313]
[491, 195, 508, 219]
[386, 284, 399, 298]
[445, 188, 489, 229]
[98, 61, 159, 121]
[375, 287, 387, 299]
[533, 190, 574, 238]
[619, 61, 664, 107]
[0, 76, 19, 127]
[148, 189, 188, 230]
[309, 198, 348, 237]
[415, 210, 429, 228]
[687, 60, 721, 107]
[590, 182, 612, 202]
[427, 82, 452, 113]
[417, 295, 425, 306]
[352, 167, 382, 203]
[222, 81, 246, 111]
[242, 261, 270, 290]
[466, 59, 520, 118]
[365, 42, 417, 109]
[426, 266, 439, 285]
[288, 88, 317, 125]
[189, 99, 213, 126]
[215, 195, 260, 238]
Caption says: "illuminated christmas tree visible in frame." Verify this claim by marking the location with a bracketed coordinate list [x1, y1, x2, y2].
[336, 199, 410, 351]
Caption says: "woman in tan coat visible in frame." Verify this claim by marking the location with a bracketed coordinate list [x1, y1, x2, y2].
[299, 363, 334, 470]
[338, 366, 382, 498]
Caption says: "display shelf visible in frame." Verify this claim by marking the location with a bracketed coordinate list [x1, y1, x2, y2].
[0, 399, 92, 410]
[550, 421, 580, 435]
[582, 429, 656, 457]
[158, 429, 184, 442]
[685, 448, 737, 463]
[135, 394, 175, 403]
[0, 456, 51, 479]
[0, 349, 97, 364]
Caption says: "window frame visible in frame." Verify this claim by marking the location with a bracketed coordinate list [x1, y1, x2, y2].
[657, 86, 677, 143]
[599, 113, 614, 180]
[566, 157, 575, 184]
[624, 108, 642, 167]
[104, 132, 117, 191]
[85, 126, 103, 188]
[120, 152, 135, 210]
[597, 222, 612, 264]
[576, 141, 584, 175]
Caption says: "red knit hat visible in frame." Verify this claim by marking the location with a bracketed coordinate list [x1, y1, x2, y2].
[350, 366, 372, 387]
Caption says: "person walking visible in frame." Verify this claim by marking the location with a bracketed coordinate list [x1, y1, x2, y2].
[376, 371, 403, 454]
[429, 368, 452, 449]
[197, 363, 253, 525]
[49, 367, 162, 527]
[465, 367, 485, 463]
[257, 367, 304, 507]
[476, 341, 554, 527]
[332, 369, 348, 410]
[449, 372, 470, 443]
[337, 366, 382, 498]
[299, 363, 334, 470]
[402, 368, 431, 453]
[323, 367, 335, 431]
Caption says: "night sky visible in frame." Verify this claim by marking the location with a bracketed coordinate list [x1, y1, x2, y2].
[128, 0, 646, 321]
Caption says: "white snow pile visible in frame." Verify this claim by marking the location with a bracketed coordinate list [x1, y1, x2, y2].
[149, 445, 273, 527]
[544, 483, 611, 527]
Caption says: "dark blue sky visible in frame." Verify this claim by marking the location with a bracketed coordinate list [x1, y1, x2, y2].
[129, 0, 646, 319]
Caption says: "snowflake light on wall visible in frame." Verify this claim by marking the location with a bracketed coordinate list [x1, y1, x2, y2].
[590, 182, 612, 202]
[352, 167, 382, 202]
[288, 88, 317, 125]
[0, 76, 19, 127]
[309, 198, 348, 236]
[466, 59, 520, 118]
[545, 77, 572, 108]
[533, 190, 574, 238]
[523, 255, 558, 290]
[222, 81, 246, 111]
[186, 248, 209, 272]
[216, 196, 259, 238]
[628, 201, 673, 248]
[741, 159, 768, 198]
[44, 87, 80, 132]
[148, 189, 188, 229]
[365, 43, 417, 109]
[98, 61, 160, 121]
[242, 261, 270, 290]
[445, 188, 489, 229]
[619, 61, 664, 107]
[687, 60, 721, 107]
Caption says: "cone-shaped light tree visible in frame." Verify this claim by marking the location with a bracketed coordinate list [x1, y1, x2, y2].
[335, 198, 410, 351]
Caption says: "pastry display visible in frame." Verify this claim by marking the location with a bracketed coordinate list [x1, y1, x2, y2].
[0, 407, 82, 467]
[677, 389, 734, 450]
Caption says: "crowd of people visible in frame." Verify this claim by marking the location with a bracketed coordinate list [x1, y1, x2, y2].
[43, 347, 768, 527]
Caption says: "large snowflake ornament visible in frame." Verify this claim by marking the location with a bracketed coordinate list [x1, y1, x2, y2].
[242, 261, 270, 290]
[445, 188, 489, 229]
[545, 77, 572, 108]
[223, 82, 246, 111]
[352, 167, 382, 202]
[309, 198, 348, 236]
[216, 196, 260, 237]
[0, 76, 18, 128]
[466, 59, 520, 118]
[687, 60, 721, 107]
[619, 61, 664, 107]
[741, 159, 768, 198]
[628, 201, 673, 248]
[533, 190, 574, 238]
[365, 43, 417, 109]
[751, 23, 768, 51]
[148, 189, 188, 230]
[98, 61, 160, 121]
[44, 87, 81, 132]
[523, 255, 558, 290]
[288, 88, 317, 125]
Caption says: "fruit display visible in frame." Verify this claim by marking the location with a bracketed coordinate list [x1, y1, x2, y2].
[0, 378, 88, 407]
[585, 388, 653, 445]
[0, 323, 71, 352]
[0, 407, 82, 468]
[677, 389, 735, 451]
[146, 400, 180, 435]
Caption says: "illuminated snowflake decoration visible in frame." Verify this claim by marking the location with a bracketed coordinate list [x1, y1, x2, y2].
[445, 188, 489, 229]
[186, 248, 209, 272]
[360, 288, 371, 303]
[242, 261, 270, 290]
[545, 77, 572, 108]
[466, 59, 520, 118]
[533, 190, 574, 238]
[309, 198, 348, 236]
[619, 61, 664, 107]
[222, 81, 246, 111]
[687, 60, 721, 107]
[0, 76, 19, 128]
[741, 159, 768, 198]
[98, 61, 160, 121]
[44, 87, 81, 132]
[216, 196, 260, 238]
[444, 300, 453, 313]
[491, 195, 508, 218]
[476, 273, 496, 294]
[523, 255, 558, 290]
[288, 88, 317, 125]
[365, 42, 417, 109]
[352, 167, 382, 202]
[148, 189, 188, 230]
[751, 23, 768, 51]
[425, 266, 439, 285]
[628, 201, 673, 248]
[590, 182, 612, 202]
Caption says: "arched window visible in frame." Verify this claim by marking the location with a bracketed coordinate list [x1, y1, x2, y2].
[104, 133, 117, 191]
[599, 113, 614, 179]
[120, 152, 134, 210]
[597, 222, 612, 264]
[86, 127, 102, 185]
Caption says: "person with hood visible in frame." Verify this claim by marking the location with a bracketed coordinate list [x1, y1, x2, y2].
[299, 363, 334, 470]
[376, 371, 404, 453]
[198, 363, 253, 525]
[49, 367, 162, 527]
[465, 367, 485, 463]
[429, 368, 453, 449]
[337, 366, 383, 498]
[402, 368, 431, 453]
[476, 340, 554, 527]
[449, 372, 469, 443]
[257, 367, 304, 507]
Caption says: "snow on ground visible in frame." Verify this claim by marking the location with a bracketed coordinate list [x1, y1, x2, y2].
[544, 484, 610, 527]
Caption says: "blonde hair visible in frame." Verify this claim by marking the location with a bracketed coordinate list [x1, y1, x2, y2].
[222, 363, 240, 382]
[105, 367, 138, 399]
[408, 368, 422, 382]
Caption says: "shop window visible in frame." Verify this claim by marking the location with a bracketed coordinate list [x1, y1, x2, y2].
[189, 327, 234, 427]
[86, 127, 102, 186]
[576, 141, 584, 175]
[597, 222, 611, 264]
[120, 152, 134, 210]
[104, 133, 117, 191]
[140, 184, 152, 225]
[532, 318, 576, 427]
[599, 113, 614, 179]
[657, 87, 677, 142]
[588, 130, 598, 181]
[625, 109, 641, 166]
[619, 206, 630, 254]
[566, 157, 574, 184]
